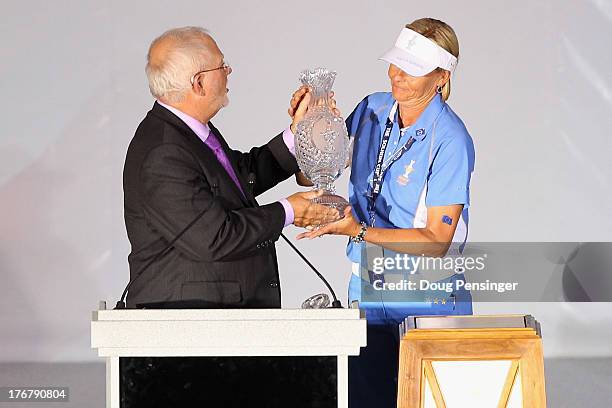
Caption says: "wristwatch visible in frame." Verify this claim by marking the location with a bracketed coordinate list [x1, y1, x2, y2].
[350, 222, 368, 243]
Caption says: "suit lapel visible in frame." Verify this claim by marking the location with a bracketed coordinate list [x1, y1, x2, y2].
[150, 102, 252, 206]
[208, 123, 258, 206]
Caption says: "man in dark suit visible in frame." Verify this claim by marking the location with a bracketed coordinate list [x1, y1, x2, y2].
[123, 27, 336, 308]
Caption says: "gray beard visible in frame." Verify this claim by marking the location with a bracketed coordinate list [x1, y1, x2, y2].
[221, 94, 230, 108]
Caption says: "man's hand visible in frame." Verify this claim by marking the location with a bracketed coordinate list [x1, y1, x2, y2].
[289, 86, 311, 134]
[288, 86, 341, 133]
[286, 190, 341, 227]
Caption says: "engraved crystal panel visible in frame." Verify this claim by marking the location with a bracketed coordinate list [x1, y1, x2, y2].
[295, 68, 350, 216]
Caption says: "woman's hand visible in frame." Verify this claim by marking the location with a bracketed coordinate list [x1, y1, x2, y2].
[296, 206, 361, 240]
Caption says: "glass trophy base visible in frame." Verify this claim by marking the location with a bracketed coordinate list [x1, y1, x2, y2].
[301, 293, 331, 309]
[311, 193, 349, 217]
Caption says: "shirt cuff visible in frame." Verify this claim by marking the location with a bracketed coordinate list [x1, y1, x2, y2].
[279, 198, 294, 227]
[282, 127, 296, 156]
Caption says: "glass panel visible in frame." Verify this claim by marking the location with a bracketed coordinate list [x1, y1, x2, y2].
[507, 367, 523, 408]
[423, 376, 436, 408]
[431, 360, 512, 407]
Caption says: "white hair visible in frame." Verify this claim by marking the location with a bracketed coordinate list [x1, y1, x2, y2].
[145, 26, 212, 103]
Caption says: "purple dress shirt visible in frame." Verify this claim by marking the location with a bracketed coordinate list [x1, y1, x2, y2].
[158, 101, 295, 226]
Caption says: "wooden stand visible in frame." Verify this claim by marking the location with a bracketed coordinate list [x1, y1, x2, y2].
[397, 315, 546, 408]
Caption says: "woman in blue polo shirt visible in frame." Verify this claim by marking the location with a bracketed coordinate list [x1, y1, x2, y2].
[292, 18, 475, 407]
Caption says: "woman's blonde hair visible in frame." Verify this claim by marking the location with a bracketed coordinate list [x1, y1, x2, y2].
[406, 18, 459, 101]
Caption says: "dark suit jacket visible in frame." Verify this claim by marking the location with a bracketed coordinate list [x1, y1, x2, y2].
[123, 102, 299, 308]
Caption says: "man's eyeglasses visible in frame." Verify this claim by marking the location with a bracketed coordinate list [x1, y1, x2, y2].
[190, 63, 231, 85]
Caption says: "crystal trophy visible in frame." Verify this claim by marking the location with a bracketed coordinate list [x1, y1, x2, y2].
[295, 68, 350, 218]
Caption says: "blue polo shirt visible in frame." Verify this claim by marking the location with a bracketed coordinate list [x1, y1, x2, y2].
[345, 92, 475, 323]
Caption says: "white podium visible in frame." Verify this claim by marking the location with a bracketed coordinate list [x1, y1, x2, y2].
[91, 304, 366, 408]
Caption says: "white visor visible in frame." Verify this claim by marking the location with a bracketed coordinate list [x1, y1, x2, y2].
[379, 28, 457, 77]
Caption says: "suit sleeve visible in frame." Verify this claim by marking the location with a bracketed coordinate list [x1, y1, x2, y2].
[229, 132, 299, 197]
[140, 143, 286, 263]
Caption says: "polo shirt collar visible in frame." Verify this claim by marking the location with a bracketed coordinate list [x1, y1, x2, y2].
[388, 93, 445, 141]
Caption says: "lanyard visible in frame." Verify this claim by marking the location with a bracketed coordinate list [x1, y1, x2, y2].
[367, 118, 416, 226]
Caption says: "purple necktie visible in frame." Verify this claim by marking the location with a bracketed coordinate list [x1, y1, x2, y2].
[205, 130, 245, 197]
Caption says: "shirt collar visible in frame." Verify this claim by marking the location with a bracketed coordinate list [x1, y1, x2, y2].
[157, 100, 210, 142]
[387, 93, 445, 141]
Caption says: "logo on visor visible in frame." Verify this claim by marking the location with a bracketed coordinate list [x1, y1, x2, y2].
[403, 36, 417, 51]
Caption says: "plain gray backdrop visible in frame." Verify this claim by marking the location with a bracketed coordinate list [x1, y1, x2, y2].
[1, 0, 611, 364]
